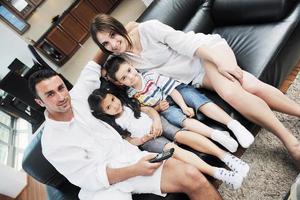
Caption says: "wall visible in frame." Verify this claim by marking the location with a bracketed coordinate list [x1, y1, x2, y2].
[0, 23, 34, 79]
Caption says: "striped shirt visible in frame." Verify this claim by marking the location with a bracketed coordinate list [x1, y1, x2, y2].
[128, 71, 180, 106]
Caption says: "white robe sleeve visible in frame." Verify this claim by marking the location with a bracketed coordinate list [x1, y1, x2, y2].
[71, 61, 102, 100]
[139, 20, 227, 58]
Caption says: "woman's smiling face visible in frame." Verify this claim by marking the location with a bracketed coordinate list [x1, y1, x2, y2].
[97, 31, 128, 54]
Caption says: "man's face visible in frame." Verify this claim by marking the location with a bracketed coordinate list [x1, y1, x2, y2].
[34, 75, 71, 114]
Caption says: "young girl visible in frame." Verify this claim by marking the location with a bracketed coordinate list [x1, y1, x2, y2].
[104, 56, 254, 152]
[88, 87, 250, 189]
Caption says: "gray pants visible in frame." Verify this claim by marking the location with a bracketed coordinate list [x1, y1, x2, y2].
[139, 116, 181, 153]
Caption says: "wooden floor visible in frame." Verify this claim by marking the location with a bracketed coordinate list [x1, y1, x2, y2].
[0, 176, 47, 200]
[280, 60, 300, 93]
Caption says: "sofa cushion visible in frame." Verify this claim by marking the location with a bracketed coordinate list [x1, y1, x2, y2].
[213, 4, 300, 87]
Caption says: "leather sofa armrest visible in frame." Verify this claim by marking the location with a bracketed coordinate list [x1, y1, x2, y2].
[212, 0, 297, 26]
[46, 185, 80, 200]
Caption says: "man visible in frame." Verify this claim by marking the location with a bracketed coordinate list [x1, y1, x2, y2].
[28, 52, 222, 200]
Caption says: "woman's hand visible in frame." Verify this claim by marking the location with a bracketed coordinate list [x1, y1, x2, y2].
[211, 41, 243, 82]
[217, 64, 243, 83]
[182, 106, 195, 117]
[196, 39, 244, 82]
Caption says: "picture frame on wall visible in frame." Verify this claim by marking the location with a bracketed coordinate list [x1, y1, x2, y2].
[0, 3, 30, 35]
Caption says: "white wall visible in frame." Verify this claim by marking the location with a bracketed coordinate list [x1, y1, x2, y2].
[0, 23, 33, 79]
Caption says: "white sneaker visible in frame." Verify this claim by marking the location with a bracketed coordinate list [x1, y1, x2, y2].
[222, 153, 250, 178]
[214, 168, 244, 190]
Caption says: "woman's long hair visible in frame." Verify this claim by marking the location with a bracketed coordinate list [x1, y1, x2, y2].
[88, 84, 141, 138]
[90, 14, 132, 54]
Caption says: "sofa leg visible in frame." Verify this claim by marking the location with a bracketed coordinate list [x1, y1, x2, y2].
[280, 59, 300, 93]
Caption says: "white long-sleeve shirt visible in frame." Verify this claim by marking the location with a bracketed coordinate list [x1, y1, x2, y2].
[41, 61, 149, 200]
[123, 20, 227, 86]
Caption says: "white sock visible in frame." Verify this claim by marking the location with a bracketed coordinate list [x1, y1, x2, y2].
[221, 153, 250, 178]
[211, 130, 238, 153]
[227, 120, 254, 148]
[213, 167, 244, 190]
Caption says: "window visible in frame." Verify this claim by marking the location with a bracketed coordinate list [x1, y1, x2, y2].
[0, 143, 8, 164]
[0, 3, 30, 34]
[0, 110, 31, 170]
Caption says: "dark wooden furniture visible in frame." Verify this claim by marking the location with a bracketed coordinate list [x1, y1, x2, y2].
[35, 0, 121, 66]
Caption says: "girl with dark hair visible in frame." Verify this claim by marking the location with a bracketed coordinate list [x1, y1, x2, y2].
[90, 14, 300, 167]
[88, 87, 250, 190]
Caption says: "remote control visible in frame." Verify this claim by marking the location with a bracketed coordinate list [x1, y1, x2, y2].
[149, 148, 175, 163]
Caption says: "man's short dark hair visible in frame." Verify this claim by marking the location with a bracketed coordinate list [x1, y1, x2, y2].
[28, 70, 58, 98]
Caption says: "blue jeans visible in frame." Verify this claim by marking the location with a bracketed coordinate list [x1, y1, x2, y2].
[161, 84, 211, 127]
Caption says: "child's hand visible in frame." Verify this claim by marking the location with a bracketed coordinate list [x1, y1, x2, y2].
[182, 107, 195, 117]
[141, 134, 154, 143]
[128, 137, 146, 146]
[151, 119, 163, 137]
[157, 100, 169, 112]
[101, 68, 108, 80]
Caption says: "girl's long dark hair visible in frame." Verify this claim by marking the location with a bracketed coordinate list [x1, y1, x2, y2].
[88, 83, 141, 138]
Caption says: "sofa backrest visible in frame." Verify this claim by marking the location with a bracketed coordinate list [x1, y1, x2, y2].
[138, 0, 298, 34]
[212, 0, 298, 26]
[137, 0, 206, 30]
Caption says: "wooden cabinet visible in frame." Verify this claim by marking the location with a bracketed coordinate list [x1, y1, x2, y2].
[70, 0, 98, 30]
[35, 0, 121, 66]
[46, 27, 79, 56]
[88, 0, 113, 13]
[29, 0, 44, 6]
[59, 14, 89, 44]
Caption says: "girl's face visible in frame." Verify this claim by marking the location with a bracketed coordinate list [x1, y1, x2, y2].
[97, 31, 128, 53]
[114, 62, 140, 87]
[100, 93, 123, 116]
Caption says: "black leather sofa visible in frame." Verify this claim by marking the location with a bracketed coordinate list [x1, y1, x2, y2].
[22, 0, 300, 199]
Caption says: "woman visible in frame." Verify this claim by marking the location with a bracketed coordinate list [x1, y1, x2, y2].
[90, 14, 300, 167]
